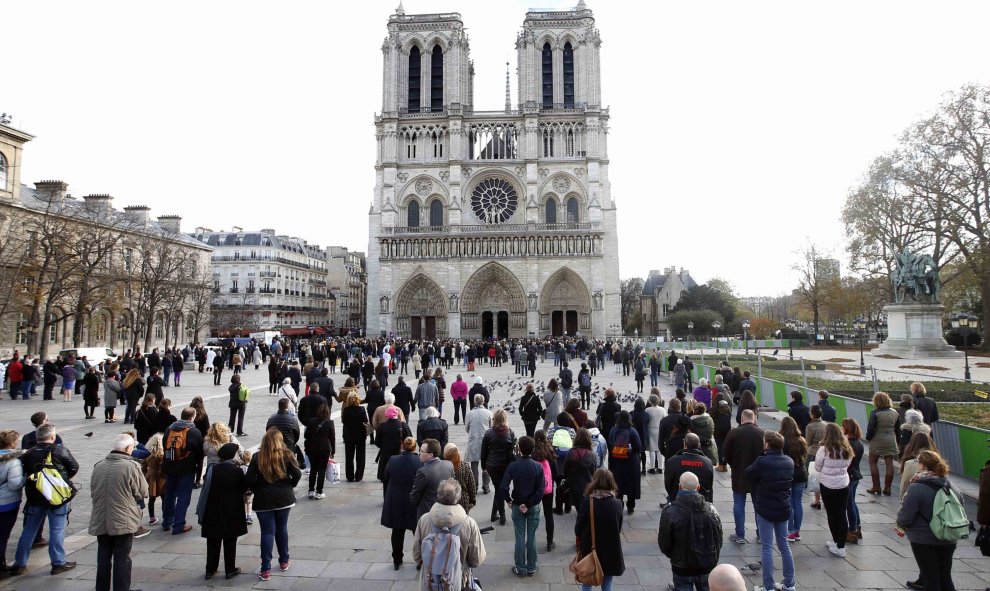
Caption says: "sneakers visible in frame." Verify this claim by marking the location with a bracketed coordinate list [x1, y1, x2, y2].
[258, 569, 271, 581]
[773, 584, 797, 591]
[51, 562, 77, 575]
[308, 491, 316, 499]
[304, 468, 311, 476]
[148, 517, 159, 526]
[787, 532, 801, 542]
[279, 561, 290, 572]
[826, 541, 846, 557]
[134, 526, 151, 539]
[315, 492, 326, 499]
[730, 533, 748, 544]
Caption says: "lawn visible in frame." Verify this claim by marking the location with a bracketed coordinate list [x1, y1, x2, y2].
[939, 404, 990, 431]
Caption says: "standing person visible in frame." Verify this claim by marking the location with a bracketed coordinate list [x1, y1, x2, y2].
[633, 355, 646, 394]
[842, 418, 865, 544]
[0, 430, 25, 577]
[42, 358, 59, 401]
[658, 472, 723, 591]
[142, 434, 166, 527]
[409, 438, 455, 522]
[171, 354, 183, 387]
[146, 368, 165, 406]
[228, 374, 249, 437]
[519, 385, 544, 438]
[375, 406, 411, 482]
[341, 392, 369, 482]
[574, 469, 625, 591]
[392, 376, 414, 420]
[414, 372, 439, 421]
[444, 444, 476, 515]
[607, 411, 642, 515]
[161, 408, 204, 535]
[304, 402, 336, 498]
[721, 409, 765, 544]
[212, 352, 224, 385]
[122, 369, 145, 424]
[805, 404, 826, 510]
[381, 437, 422, 570]
[746, 431, 796, 591]
[542, 379, 562, 432]
[896, 450, 960, 591]
[500, 435, 544, 577]
[60, 360, 76, 403]
[416, 407, 449, 453]
[735, 390, 757, 426]
[89, 433, 148, 591]
[900, 432, 939, 500]
[673, 359, 687, 391]
[532, 431, 557, 551]
[563, 429, 598, 510]
[464, 394, 493, 495]
[817, 390, 837, 423]
[268, 358, 280, 394]
[153, 399, 177, 436]
[713, 399, 733, 472]
[450, 373, 469, 426]
[558, 362, 573, 405]
[778, 417, 807, 542]
[265, 399, 301, 470]
[663, 434, 715, 504]
[200, 442, 247, 580]
[786, 391, 810, 435]
[910, 382, 939, 429]
[9, 424, 79, 576]
[412, 479, 487, 589]
[577, 363, 593, 410]
[690, 403, 719, 466]
[865, 392, 901, 496]
[814, 423, 853, 557]
[245, 429, 301, 582]
[82, 366, 101, 420]
[103, 368, 122, 422]
[481, 409, 516, 526]
[133, 395, 159, 446]
[596, 388, 622, 445]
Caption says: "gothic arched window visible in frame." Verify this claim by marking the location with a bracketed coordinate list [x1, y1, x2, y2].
[566, 197, 579, 223]
[545, 199, 557, 224]
[408, 46, 421, 112]
[563, 42, 575, 108]
[430, 45, 444, 113]
[407, 201, 420, 227]
[542, 43, 553, 109]
[429, 199, 443, 227]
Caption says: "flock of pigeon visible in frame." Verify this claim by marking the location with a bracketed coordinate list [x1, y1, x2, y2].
[484, 374, 647, 413]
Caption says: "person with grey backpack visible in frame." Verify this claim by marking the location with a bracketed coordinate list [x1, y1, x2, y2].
[413, 479, 487, 591]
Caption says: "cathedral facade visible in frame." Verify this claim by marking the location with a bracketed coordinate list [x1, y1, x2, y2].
[366, 2, 620, 340]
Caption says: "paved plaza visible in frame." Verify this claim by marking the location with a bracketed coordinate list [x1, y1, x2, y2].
[0, 354, 988, 591]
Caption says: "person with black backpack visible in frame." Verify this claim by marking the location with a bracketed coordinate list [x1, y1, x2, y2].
[658, 471, 723, 590]
[577, 363, 592, 410]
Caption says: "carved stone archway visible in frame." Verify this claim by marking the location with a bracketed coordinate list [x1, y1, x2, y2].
[394, 273, 448, 339]
[460, 262, 527, 338]
[539, 267, 592, 336]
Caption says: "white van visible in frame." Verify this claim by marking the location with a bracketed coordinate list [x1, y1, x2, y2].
[59, 347, 117, 363]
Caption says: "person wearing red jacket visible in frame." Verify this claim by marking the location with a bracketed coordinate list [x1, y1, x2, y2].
[6, 358, 23, 401]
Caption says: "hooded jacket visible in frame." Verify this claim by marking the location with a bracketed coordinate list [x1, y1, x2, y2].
[412, 502, 487, 591]
[20, 442, 79, 507]
[746, 448, 794, 522]
[88, 451, 147, 536]
[0, 449, 25, 508]
[161, 419, 204, 476]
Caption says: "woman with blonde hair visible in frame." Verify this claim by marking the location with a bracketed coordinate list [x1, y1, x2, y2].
[340, 392, 369, 482]
[865, 392, 901, 495]
[814, 422, 854, 557]
[245, 428, 301, 582]
[204, 422, 241, 466]
[142, 433, 167, 526]
[122, 368, 145, 424]
[443, 444, 476, 514]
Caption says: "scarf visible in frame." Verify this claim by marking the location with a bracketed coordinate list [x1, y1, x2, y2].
[911, 469, 937, 484]
[589, 490, 615, 500]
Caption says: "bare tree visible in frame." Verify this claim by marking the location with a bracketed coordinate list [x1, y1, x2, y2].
[792, 242, 838, 341]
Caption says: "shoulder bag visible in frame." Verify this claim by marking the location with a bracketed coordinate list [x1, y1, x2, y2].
[568, 497, 605, 585]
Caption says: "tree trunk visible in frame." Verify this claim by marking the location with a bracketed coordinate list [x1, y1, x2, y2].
[38, 298, 54, 361]
[73, 281, 91, 347]
[981, 271, 990, 351]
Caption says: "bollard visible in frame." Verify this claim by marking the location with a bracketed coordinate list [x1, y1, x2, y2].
[800, 357, 808, 392]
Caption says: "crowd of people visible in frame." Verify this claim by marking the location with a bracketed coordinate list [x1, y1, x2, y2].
[0, 335, 986, 591]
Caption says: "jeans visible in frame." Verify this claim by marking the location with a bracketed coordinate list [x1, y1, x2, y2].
[732, 491, 755, 539]
[257, 508, 291, 572]
[910, 541, 956, 591]
[788, 482, 805, 534]
[511, 504, 540, 573]
[163, 368, 171, 385]
[14, 503, 69, 567]
[820, 483, 849, 547]
[847, 478, 861, 531]
[650, 372, 659, 388]
[162, 473, 195, 532]
[124, 399, 137, 423]
[96, 533, 133, 591]
[581, 575, 613, 591]
[756, 515, 795, 590]
[672, 573, 710, 591]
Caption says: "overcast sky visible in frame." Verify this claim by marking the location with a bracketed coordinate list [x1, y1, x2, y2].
[5, 0, 989, 297]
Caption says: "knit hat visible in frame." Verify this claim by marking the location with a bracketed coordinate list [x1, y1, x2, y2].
[385, 407, 399, 420]
[474, 376, 483, 385]
[218, 442, 239, 461]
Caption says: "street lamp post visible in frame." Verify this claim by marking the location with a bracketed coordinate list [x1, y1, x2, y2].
[713, 321, 722, 354]
[951, 313, 978, 382]
[855, 316, 866, 376]
[786, 320, 795, 360]
[687, 321, 694, 347]
[742, 320, 751, 354]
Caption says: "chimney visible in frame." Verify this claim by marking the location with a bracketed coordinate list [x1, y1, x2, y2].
[231, 225, 243, 233]
[194, 226, 213, 234]
[157, 215, 181, 233]
[34, 180, 69, 203]
[122, 205, 151, 226]
[82, 193, 113, 214]
[261, 228, 275, 234]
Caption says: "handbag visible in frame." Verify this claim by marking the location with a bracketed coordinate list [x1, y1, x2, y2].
[363, 422, 374, 437]
[568, 497, 605, 585]
[976, 526, 990, 557]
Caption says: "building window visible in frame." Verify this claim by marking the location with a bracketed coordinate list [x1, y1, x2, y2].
[14, 313, 26, 344]
[155, 317, 164, 339]
[48, 314, 58, 344]
[94, 314, 108, 342]
[545, 199, 557, 224]
[563, 42, 575, 108]
[408, 46, 421, 112]
[407, 201, 420, 227]
[566, 197, 579, 223]
[430, 45, 444, 112]
[542, 43, 553, 108]
[429, 199, 443, 227]
[0, 152, 7, 191]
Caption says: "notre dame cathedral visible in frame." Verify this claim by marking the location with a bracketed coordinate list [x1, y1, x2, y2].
[366, 1, 620, 340]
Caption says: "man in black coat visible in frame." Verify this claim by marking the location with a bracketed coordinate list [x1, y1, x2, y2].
[738, 371, 757, 400]
[721, 409, 765, 544]
[658, 398, 684, 460]
[745, 431, 795, 591]
[416, 407, 449, 453]
[375, 408, 412, 482]
[664, 433, 715, 503]
[266, 398, 301, 452]
[786, 391, 810, 435]
[297, 387, 328, 427]
[658, 472, 723, 590]
[227, 374, 247, 436]
[409, 439, 454, 522]
[391, 376, 414, 418]
[314, 369, 335, 409]
[817, 390, 837, 423]
[468, 377, 490, 408]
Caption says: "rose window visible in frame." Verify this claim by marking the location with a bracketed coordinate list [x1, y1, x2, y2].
[471, 177, 518, 224]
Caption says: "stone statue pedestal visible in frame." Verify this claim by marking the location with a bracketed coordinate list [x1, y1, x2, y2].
[871, 303, 961, 359]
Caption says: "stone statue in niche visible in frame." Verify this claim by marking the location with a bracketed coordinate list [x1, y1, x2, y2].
[593, 291, 603, 310]
[528, 292, 538, 311]
[379, 294, 390, 314]
[449, 293, 460, 313]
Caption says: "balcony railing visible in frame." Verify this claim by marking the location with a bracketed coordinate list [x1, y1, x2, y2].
[259, 271, 277, 278]
[382, 222, 601, 235]
[259, 288, 276, 294]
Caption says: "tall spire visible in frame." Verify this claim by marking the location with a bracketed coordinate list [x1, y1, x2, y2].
[505, 61, 511, 112]
[395, 0, 405, 15]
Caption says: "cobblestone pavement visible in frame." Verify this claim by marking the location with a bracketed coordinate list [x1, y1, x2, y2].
[0, 357, 987, 591]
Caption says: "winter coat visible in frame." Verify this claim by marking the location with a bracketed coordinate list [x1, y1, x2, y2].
[563, 448, 597, 506]
[658, 411, 683, 458]
[805, 418, 826, 461]
[246, 453, 302, 511]
[304, 417, 336, 458]
[0, 449, 25, 508]
[410, 458, 455, 521]
[103, 379, 121, 408]
[690, 413, 719, 464]
[417, 417, 449, 451]
[375, 419, 411, 481]
[543, 388, 562, 424]
[341, 405, 370, 444]
[392, 383, 414, 417]
[134, 405, 158, 445]
[658, 491, 723, 576]
[848, 438, 865, 481]
[787, 400, 811, 434]
[467, 384, 489, 407]
[575, 494, 625, 576]
[814, 446, 851, 490]
[89, 452, 147, 537]
[452, 462, 477, 513]
[596, 399, 622, 444]
[463, 407, 492, 463]
[722, 423, 765, 493]
[664, 449, 715, 502]
[897, 474, 960, 545]
[142, 454, 166, 497]
[745, 448, 794, 522]
[153, 410, 176, 436]
[415, 381, 439, 409]
[914, 395, 940, 426]
[519, 391, 544, 424]
[83, 372, 101, 406]
[364, 388, 385, 424]
[480, 427, 516, 472]
[818, 400, 837, 423]
[412, 503, 487, 591]
[381, 451, 423, 531]
[645, 406, 667, 452]
[266, 411, 301, 450]
[607, 426, 642, 500]
[21, 443, 79, 507]
[200, 461, 248, 540]
[866, 408, 901, 457]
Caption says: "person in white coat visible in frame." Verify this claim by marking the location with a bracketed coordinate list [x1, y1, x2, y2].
[205, 349, 216, 373]
[276, 378, 298, 409]
[463, 394, 492, 494]
[252, 348, 263, 370]
[645, 391, 667, 473]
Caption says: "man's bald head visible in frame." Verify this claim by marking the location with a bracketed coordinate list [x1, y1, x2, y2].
[708, 563, 746, 591]
[679, 471, 700, 492]
[740, 409, 756, 424]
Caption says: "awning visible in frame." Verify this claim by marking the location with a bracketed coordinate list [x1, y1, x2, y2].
[313, 327, 326, 335]
[281, 328, 311, 337]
